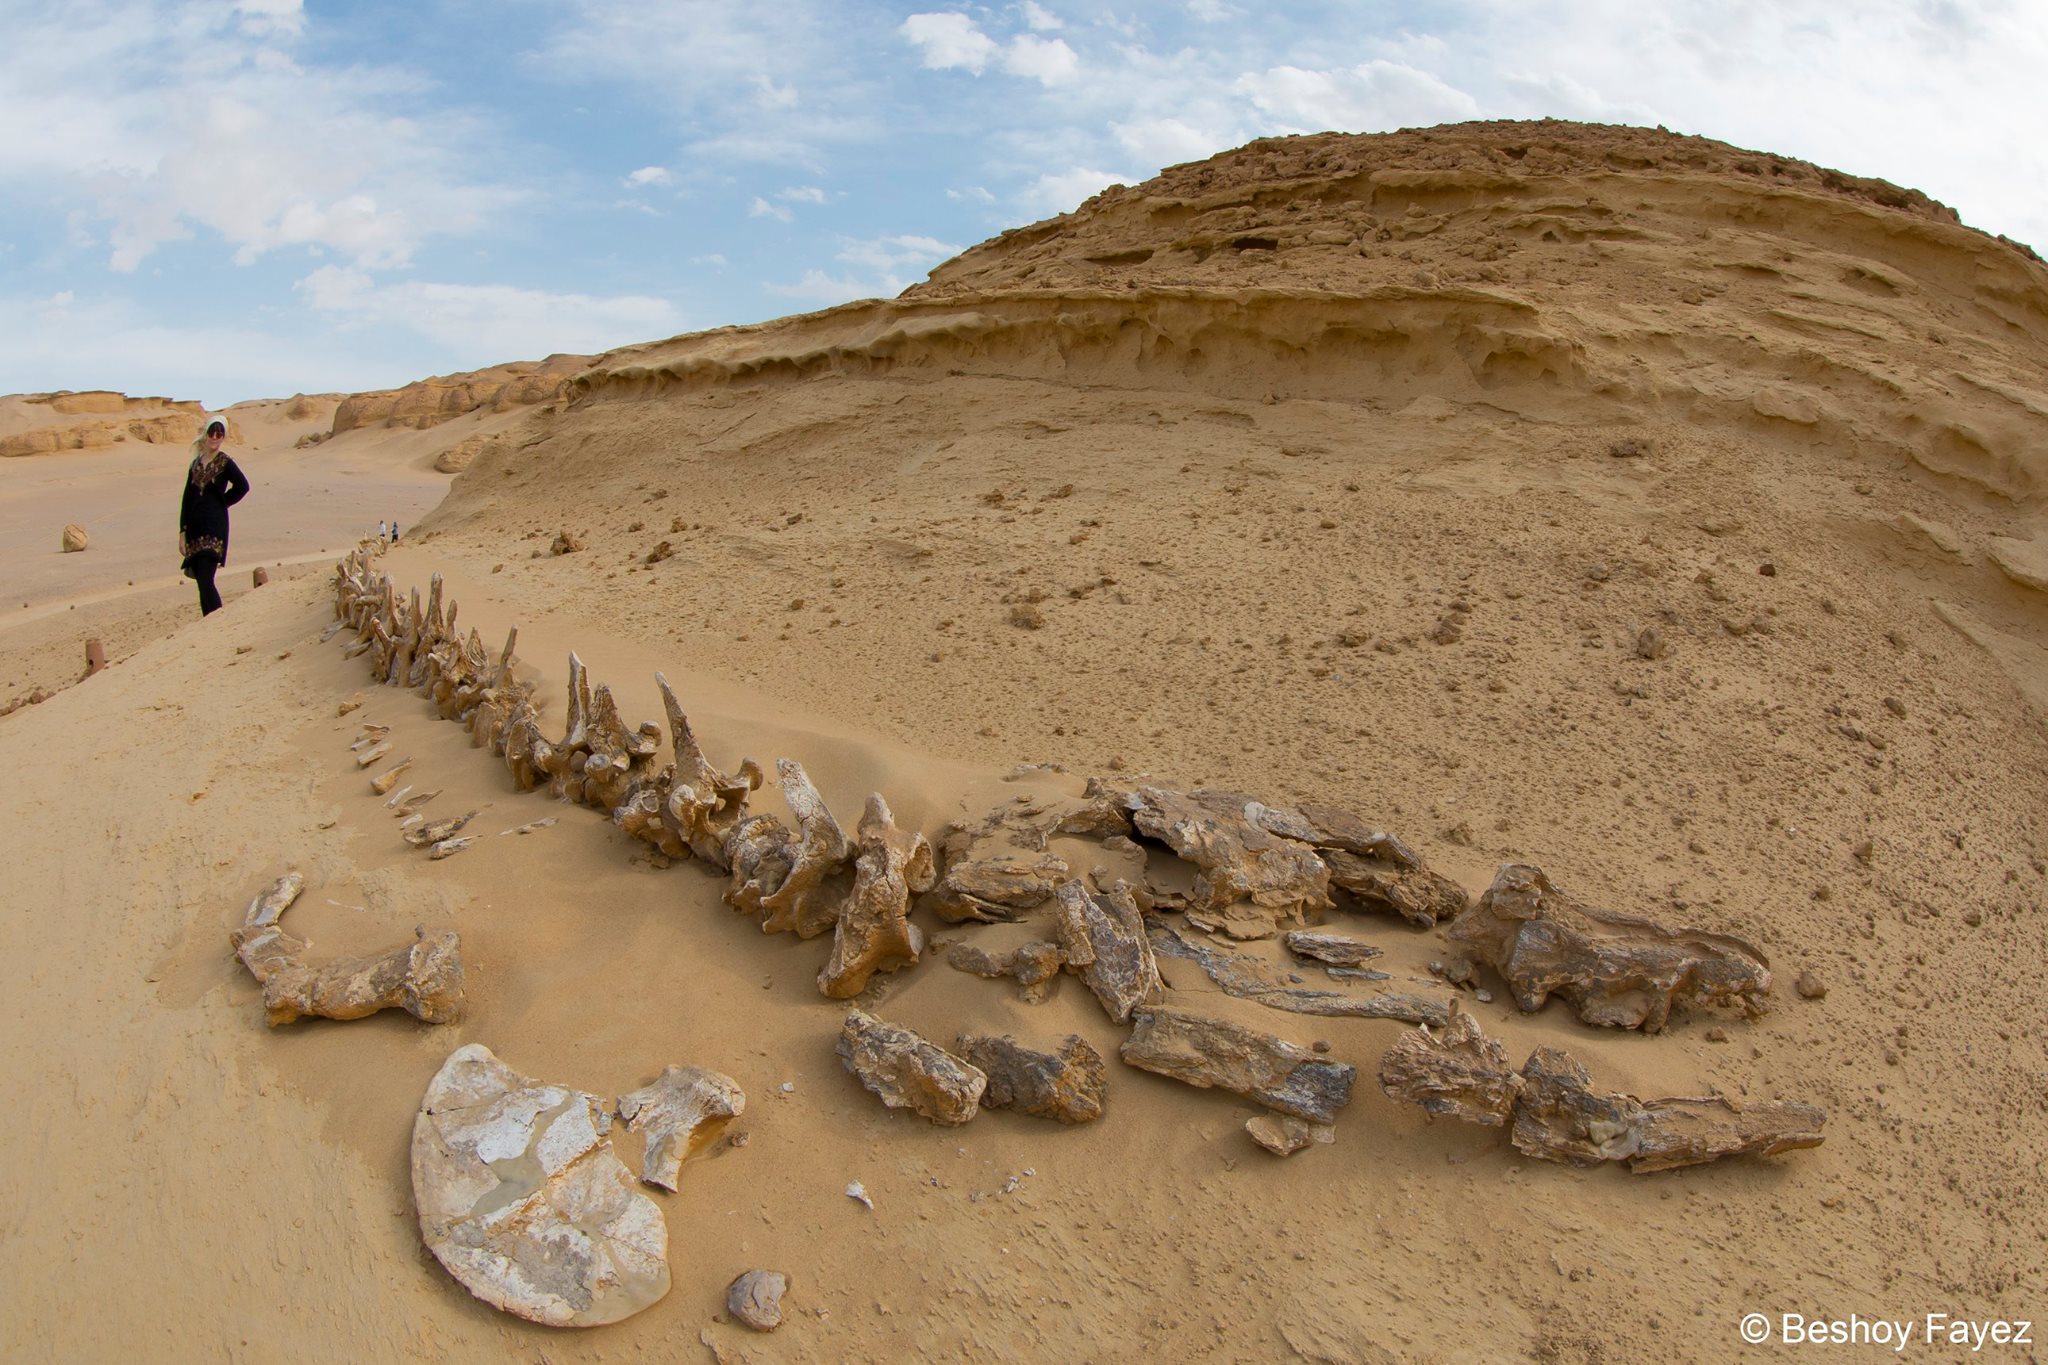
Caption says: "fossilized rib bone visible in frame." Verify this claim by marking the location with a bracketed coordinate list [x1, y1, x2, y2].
[818, 794, 935, 999]
[837, 1008, 985, 1125]
[229, 872, 464, 1027]
[1447, 863, 1771, 1031]
[945, 940, 1064, 1003]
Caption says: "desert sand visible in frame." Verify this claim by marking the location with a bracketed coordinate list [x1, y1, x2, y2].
[1, 121, 2044, 1362]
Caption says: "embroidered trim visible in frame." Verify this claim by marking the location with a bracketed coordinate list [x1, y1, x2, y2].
[189, 452, 227, 489]
[186, 536, 226, 559]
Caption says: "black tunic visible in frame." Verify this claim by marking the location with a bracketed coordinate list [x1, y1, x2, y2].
[179, 451, 251, 568]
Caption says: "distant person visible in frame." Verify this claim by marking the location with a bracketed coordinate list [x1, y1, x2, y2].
[392, 519, 400, 544]
[178, 417, 250, 617]
[378, 519, 388, 542]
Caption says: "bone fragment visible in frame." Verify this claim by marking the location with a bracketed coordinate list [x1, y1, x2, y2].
[1120, 1005, 1356, 1124]
[412, 1044, 669, 1326]
[944, 940, 1064, 1002]
[1151, 921, 1447, 1026]
[1051, 879, 1162, 1023]
[617, 1066, 746, 1192]
[955, 1032, 1105, 1123]
[1447, 863, 1771, 1031]
[354, 741, 392, 769]
[1376, 1005, 1525, 1125]
[369, 757, 413, 795]
[836, 1008, 985, 1125]
[405, 809, 480, 847]
[428, 837, 476, 860]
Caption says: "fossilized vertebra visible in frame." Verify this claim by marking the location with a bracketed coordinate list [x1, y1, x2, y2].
[411, 1044, 669, 1327]
[1091, 781, 1331, 936]
[617, 1065, 746, 1192]
[818, 794, 936, 998]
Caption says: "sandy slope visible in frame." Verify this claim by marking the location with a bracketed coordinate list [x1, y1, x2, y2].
[3, 122, 2046, 1363]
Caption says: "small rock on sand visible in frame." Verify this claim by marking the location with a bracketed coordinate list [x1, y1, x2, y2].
[727, 1269, 789, 1331]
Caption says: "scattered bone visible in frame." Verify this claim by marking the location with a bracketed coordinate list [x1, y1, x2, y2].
[1376, 1005, 1525, 1125]
[945, 940, 1064, 1003]
[411, 1044, 669, 1326]
[925, 792, 1123, 923]
[1281, 930, 1383, 968]
[257, 926, 464, 1025]
[353, 741, 392, 768]
[1513, 1046, 1825, 1172]
[617, 1066, 746, 1192]
[1120, 1006, 1356, 1124]
[500, 816, 559, 836]
[383, 783, 414, 809]
[405, 809, 480, 848]
[394, 789, 441, 817]
[1448, 863, 1771, 1031]
[1052, 879, 1163, 1023]
[229, 871, 463, 1026]
[818, 795, 936, 999]
[727, 1270, 789, 1332]
[837, 1008, 986, 1126]
[845, 1181, 874, 1210]
[1246, 1114, 1334, 1156]
[1091, 781, 1331, 936]
[428, 837, 476, 861]
[955, 1032, 1105, 1124]
[1151, 921, 1448, 1027]
[368, 757, 413, 795]
[1245, 806, 1468, 926]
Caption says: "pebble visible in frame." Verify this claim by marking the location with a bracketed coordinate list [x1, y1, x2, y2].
[1795, 969, 1827, 1000]
[845, 1181, 873, 1210]
[727, 1270, 788, 1332]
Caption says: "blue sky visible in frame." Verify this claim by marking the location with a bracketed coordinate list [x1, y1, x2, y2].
[3, 0, 2043, 407]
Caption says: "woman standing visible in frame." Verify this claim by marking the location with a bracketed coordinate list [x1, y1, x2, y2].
[178, 417, 251, 616]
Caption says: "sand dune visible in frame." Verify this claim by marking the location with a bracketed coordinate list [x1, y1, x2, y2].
[2, 121, 2045, 1362]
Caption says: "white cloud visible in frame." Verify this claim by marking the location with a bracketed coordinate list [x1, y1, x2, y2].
[1020, 2, 1062, 31]
[0, 1, 518, 273]
[1113, 116, 1229, 167]
[1186, 0, 1233, 20]
[296, 265, 680, 359]
[748, 196, 793, 221]
[767, 233, 960, 302]
[1004, 34, 1079, 85]
[781, 185, 828, 204]
[624, 166, 673, 188]
[1232, 60, 1481, 133]
[1019, 167, 1129, 216]
[947, 185, 997, 203]
[901, 12, 999, 74]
